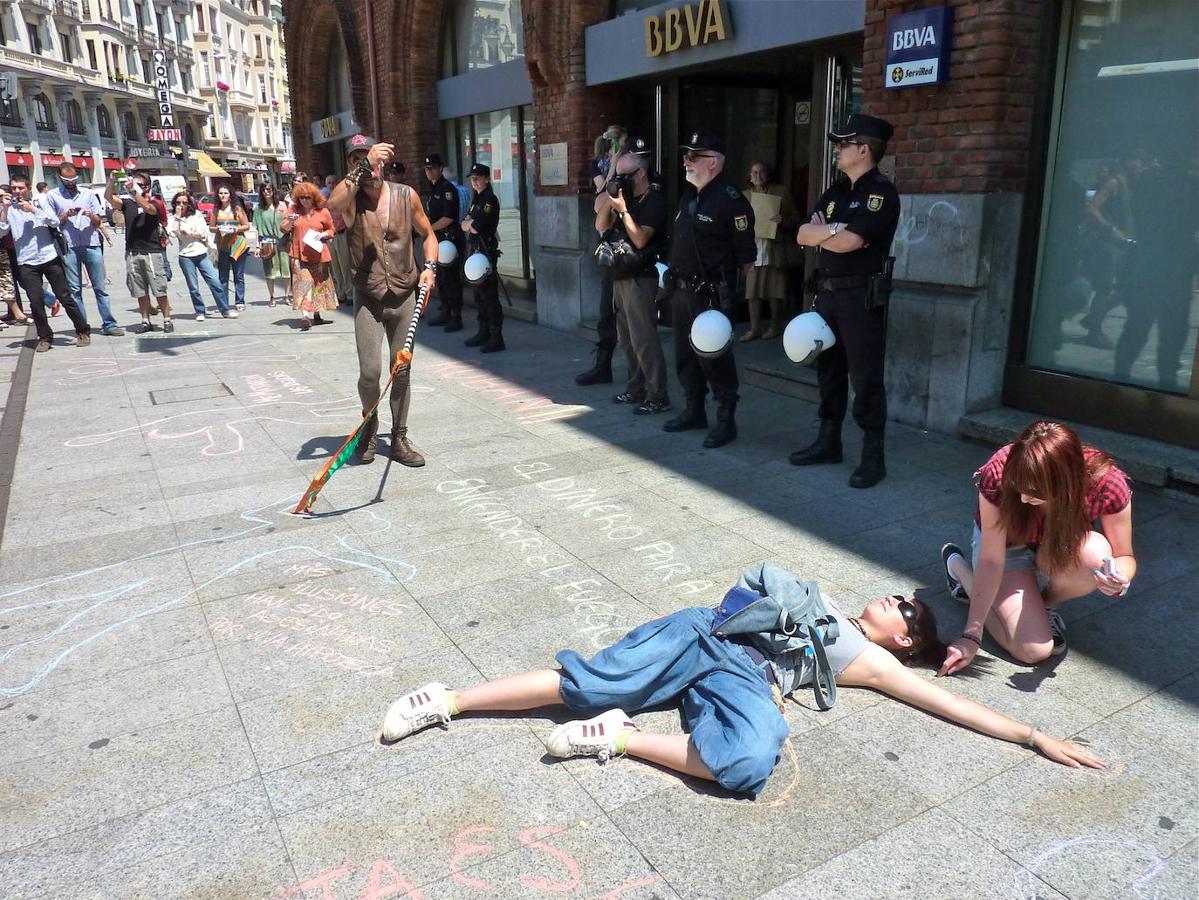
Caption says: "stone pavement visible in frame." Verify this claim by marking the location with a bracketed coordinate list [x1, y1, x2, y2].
[0, 246, 1196, 899]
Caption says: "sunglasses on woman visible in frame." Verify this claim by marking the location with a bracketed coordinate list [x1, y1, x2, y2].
[892, 595, 919, 635]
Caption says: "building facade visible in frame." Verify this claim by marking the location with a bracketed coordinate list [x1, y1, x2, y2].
[285, 0, 1198, 454]
[0, 0, 293, 192]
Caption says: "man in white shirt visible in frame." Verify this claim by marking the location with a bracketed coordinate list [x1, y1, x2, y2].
[0, 175, 90, 351]
[44, 162, 123, 336]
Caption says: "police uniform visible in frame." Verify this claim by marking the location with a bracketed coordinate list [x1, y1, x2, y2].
[791, 113, 900, 488]
[663, 129, 757, 448]
[463, 163, 503, 352]
[422, 154, 465, 331]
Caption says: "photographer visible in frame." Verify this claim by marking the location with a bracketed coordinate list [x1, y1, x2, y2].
[0, 176, 91, 351]
[594, 145, 670, 415]
[105, 170, 173, 333]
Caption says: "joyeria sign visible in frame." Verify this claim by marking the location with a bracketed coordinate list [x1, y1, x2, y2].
[885, 6, 954, 89]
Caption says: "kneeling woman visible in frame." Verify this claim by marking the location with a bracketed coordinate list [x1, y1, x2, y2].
[940, 420, 1135, 676]
[381, 567, 1102, 798]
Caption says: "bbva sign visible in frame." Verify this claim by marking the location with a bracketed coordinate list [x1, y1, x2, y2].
[645, 0, 732, 58]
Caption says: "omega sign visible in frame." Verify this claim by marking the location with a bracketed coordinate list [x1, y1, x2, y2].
[151, 49, 175, 127]
[645, 0, 732, 58]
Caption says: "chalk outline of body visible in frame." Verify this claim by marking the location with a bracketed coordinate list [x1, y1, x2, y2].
[0, 497, 417, 698]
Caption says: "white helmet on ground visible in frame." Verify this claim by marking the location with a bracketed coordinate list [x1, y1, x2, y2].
[690, 309, 733, 359]
[464, 252, 492, 284]
[437, 240, 458, 265]
[783, 311, 836, 365]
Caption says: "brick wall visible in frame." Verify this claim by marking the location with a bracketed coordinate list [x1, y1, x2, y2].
[861, 0, 1048, 194]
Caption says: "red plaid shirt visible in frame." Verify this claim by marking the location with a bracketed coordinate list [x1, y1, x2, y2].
[973, 444, 1131, 549]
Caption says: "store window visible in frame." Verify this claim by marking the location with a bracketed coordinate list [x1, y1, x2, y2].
[443, 104, 535, 281]
[441, 0, 524, 77]
[1026, 0, 1198, 397]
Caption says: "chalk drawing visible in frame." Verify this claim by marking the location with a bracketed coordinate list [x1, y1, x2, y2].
[0, 497, 416, 697]
[427, 360, 590, 424]
[1013, 836, 1167, 900]
[64, 395, 362, 456]
[56, 339, 301, 387]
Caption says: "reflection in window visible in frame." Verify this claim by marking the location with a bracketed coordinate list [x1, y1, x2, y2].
[1026, 0, 1197, 395]
[444, 0, 524, 76]
[472, 107, 524, 278]
[97, 105, 113, 137]
[32, 94, 55, 130]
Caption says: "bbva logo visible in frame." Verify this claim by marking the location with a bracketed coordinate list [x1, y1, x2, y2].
[892, 25, 937, 51]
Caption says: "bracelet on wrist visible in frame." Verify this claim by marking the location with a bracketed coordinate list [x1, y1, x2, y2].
[422, 261, 438, 272]
[958, 632, 982, 647]
[1025, 726, 1040, 748]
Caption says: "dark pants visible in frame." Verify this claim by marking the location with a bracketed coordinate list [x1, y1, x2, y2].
[596, 271, 616, 351]
[472, 257, 502, 330]
[18, 258, 90, 342]
[671, 287, 738, 407]
[813, 286, 886, 431]
[437, 243, 463, 315]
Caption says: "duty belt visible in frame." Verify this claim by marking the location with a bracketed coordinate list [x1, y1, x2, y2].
[668, 272, 723, 296]
[814, 273, 870, 292]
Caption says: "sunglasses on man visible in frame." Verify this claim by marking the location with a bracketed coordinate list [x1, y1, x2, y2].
[683, 151, 717, 162]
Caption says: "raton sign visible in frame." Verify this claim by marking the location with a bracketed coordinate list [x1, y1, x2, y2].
[645, 0, 731, 58]
[885, 6, 953, 89]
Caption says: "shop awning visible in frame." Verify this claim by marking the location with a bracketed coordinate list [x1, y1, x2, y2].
[190, 150, 229, 177]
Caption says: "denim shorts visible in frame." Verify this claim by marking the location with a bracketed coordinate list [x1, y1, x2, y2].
[556, 607, 788, 797]
[970, 524, 1038, 572]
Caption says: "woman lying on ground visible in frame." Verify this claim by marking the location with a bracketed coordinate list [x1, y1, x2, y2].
[381, 565, 1104, 798]
[939, 420, 1135, 676]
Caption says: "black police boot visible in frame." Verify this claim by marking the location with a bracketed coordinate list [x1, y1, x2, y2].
[426, 306, 450, 328]
[703, 403, 737, 448]
[480, 324, 506, 353]
[789, 420, 843, 466]
[445, 308, 463, 333]
[464, 319, 488, 347]
[663, 400, 708, 432]
[849, 430, 887, 489]
[575, 343, 614, 386]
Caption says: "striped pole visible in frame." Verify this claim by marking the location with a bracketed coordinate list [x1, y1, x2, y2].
[394, 282, 431, 367]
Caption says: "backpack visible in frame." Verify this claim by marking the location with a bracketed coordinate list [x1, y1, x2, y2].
[712, 562, 841, 710]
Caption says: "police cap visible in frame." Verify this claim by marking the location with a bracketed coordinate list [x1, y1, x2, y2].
[628, 136, 653, 157]
[423, 153, 444, 168]
[827, 113, 894, 144]
[680, 128, 726, 155]
[468, 163, 490, 178]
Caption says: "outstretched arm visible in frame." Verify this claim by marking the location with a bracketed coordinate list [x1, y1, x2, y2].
[839, 644, 1105, 768]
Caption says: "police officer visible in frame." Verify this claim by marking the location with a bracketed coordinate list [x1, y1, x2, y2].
[791, 113, 900, 489]
[663, 129, 756, 448]
[422, 153, 465, 332]
[462, 162, 503, 352]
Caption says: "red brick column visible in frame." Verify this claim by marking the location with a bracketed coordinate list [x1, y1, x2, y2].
[860, 0, 1045, 193]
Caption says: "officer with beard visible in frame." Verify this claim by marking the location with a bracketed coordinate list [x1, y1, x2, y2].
[663, 129, 756, 448]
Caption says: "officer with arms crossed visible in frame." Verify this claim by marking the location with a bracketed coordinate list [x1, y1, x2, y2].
[792, 113, 900, 489]
[594, 139, 671, 415]
[461, 163, 504, 353]
[663, 129, 756, 448]
[421, 153, 465, 333]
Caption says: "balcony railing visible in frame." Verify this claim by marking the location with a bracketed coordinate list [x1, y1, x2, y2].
[0, 46, 105, 87]
[53, 0, 83, 21]
[119, 22, 136, 38]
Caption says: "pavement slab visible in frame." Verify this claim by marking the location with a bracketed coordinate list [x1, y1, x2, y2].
[0, 245, 1195, 897]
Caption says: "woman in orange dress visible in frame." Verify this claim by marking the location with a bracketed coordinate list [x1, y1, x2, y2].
[280, 181, 336, 331]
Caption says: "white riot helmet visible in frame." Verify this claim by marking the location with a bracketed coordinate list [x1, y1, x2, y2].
[655, 261, 669, 290]
[464, 252, 492, 284]
[783, 311, 837, 365]
[437, 240, 458, 265]
[690, 309, 733, 359]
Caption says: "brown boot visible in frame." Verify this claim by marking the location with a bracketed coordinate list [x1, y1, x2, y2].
[389, 427, 425, 467]
[356, 412, 378, 464]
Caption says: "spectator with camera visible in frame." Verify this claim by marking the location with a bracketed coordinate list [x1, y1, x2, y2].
[594, 142, 671, 415]
[106, 170, 174, 333]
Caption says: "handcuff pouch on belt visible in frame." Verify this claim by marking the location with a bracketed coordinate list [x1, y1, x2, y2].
[806, 256, 896, 311]
[663, 270, 735, 313]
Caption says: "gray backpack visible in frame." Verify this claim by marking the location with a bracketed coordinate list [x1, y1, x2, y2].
[712, 562, 841, 710]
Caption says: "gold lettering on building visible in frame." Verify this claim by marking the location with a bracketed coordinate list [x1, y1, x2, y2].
[645, 0, 731, 58]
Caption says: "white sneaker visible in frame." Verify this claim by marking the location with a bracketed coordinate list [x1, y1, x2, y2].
[222, 309, 239, 319]
[236, 304, 245, 312]
[195, 313, 206, 322]
[545, 709, 637, 763]
[381, 682, 453, 742]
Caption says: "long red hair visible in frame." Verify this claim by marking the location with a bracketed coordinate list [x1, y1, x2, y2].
[999, 421, 1113, 573]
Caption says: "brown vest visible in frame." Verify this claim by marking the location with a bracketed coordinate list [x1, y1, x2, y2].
[348, 183, 419, 298]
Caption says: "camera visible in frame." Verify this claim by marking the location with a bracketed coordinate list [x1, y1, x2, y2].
[606, 173, 635, 198]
